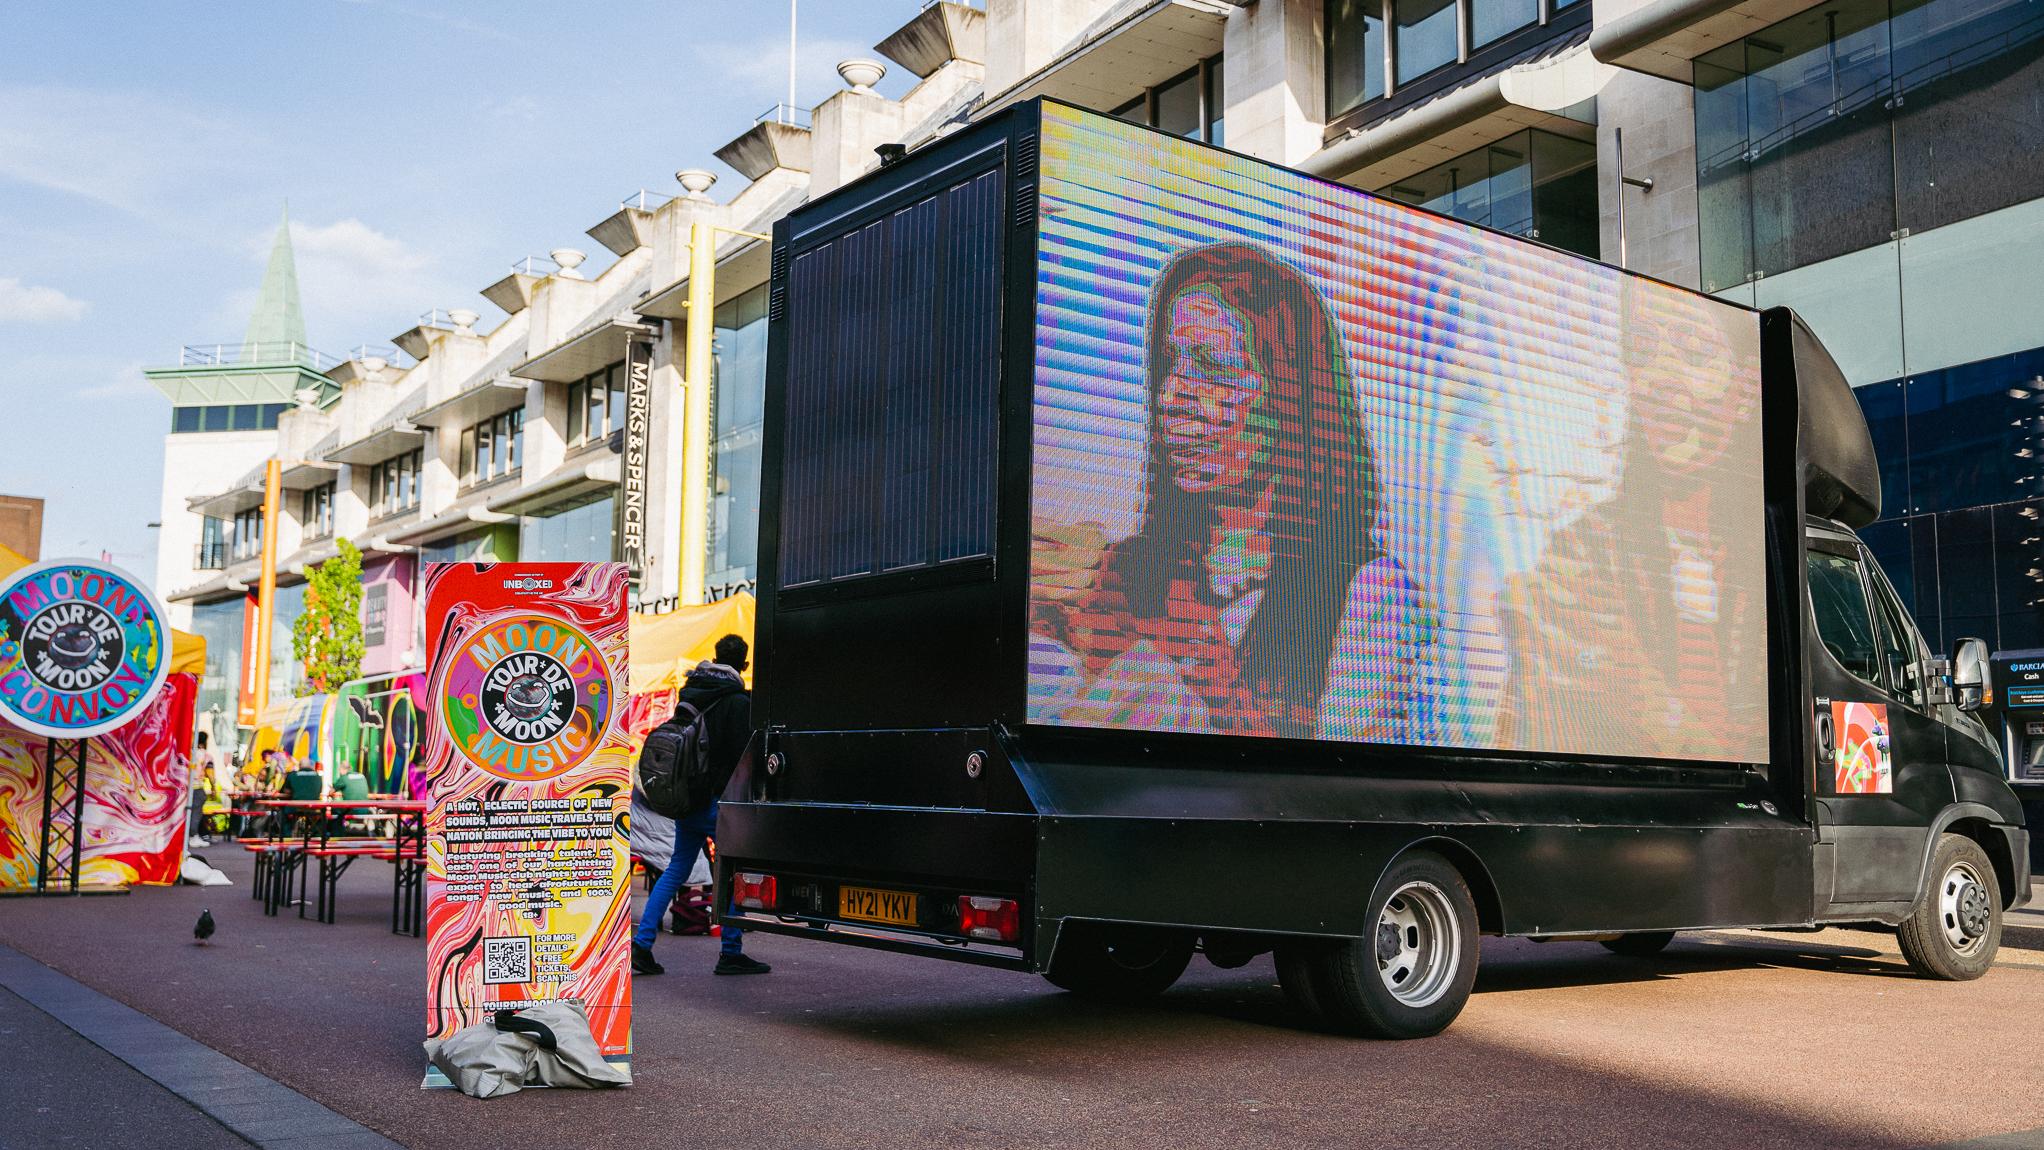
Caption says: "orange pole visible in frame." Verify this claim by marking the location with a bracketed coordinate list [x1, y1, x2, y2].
[250, 459, 282, 719]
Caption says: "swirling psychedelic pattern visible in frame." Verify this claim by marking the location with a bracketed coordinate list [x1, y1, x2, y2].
[0, 673, 197, 890]
[421, 562, 633, 1063]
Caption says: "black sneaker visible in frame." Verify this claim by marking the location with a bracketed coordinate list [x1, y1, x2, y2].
[631, 943, 665, 975]
[713, 953, 771, 976]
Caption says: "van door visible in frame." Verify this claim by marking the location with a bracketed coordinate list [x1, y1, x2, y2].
[1805, 537, 1954, 906]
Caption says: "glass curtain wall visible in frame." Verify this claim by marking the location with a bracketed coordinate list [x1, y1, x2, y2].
[187, 597, 245, 732]
[1111, 56, 1225, 145]
[1696, 0, 2044, 384]
[1378, 128, 1599, 257]
[520, 492, 617, 563]
[1856, 344, 2044, 651]
[709, 284, 769, 592]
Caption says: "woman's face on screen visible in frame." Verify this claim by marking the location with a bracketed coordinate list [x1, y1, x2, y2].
[1159, 289, 1270, 494]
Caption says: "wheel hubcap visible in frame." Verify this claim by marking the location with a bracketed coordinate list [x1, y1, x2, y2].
[1938, 860, 1992, 954]
[1375, 880, 1462, 1008]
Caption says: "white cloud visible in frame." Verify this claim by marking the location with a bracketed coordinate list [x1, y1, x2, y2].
[76, 359, 152, 400]
[690, 34, 880, 113]
[0, 85, 258, 218]
[279, 218, 458, 339]
[0, 277, 87, 323]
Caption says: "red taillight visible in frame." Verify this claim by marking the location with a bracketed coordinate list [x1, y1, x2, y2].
[957, 895, 1021, 942]
[734, 872, 778, 910]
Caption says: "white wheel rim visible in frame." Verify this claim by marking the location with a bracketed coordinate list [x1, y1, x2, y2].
[1375, 879, 1461, 1008]
[1938, 859, 1993, 956]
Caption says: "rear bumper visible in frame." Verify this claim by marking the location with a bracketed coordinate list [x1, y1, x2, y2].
[713, 800, 1040, 968]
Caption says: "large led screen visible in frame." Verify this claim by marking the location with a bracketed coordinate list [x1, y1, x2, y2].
[1027, 105, 1769, 763]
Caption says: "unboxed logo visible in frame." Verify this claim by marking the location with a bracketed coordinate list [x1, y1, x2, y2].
[502, 577, 554, 591]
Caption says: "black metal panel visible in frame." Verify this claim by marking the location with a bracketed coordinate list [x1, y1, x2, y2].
[756, 112, 1031, 737]
[715, 801, 1036, 890]
[1033, 814, 1813, 940]
[749, 726, 1034, 813]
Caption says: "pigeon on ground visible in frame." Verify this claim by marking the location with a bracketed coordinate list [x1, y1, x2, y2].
[194, 909, 215, 944]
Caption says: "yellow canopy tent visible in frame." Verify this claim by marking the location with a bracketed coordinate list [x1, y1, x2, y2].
[629, 592, 756, 694]
[0, 543, 205, 671]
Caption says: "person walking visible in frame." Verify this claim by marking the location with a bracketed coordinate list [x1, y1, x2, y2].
[632, 633, 770, 977]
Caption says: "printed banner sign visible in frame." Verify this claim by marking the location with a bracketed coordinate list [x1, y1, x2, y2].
[423, 562, 632, 1080]
[0, 558, 172, 739]
[620, 338, 654, 577]
[1832, 700, 1893, 794]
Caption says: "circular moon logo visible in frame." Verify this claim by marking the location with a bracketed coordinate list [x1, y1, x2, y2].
[442, 614, 611, 783]
[0, 560, 170, 739]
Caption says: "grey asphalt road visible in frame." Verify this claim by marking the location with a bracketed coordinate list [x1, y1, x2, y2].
[1, 849, 2040, 1150]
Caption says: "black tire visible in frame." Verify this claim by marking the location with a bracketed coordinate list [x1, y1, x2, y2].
[1274, 940, 1332, 1022]
[1600, 931, 1677, 957]
[1298, 850, 1481, 1039]
[1897, 833, 2001, 981]
[1043, 922, 1195, 998]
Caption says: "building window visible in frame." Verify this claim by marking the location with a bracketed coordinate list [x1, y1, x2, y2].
[1112, 55, 1225, 145]
[1328, 0, 1584, 128]
[299, 482, 335, 541]
[196, 516, 228, 570]
[1379, 128, 1599, 258]
[460, 409, 523, 488]
[1328, 0, 1387, 117]
[421, 525, 516, 566]
[710, 284, 769, 588]
[368, 448, 422, 518]
[565, 362, 625, 449]
[231, 507, 264, 562]
[171, 403, 287, 434]
[1394, 0, 1458, 85]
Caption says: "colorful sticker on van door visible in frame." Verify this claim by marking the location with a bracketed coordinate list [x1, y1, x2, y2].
[1832, 701, 1892, 794]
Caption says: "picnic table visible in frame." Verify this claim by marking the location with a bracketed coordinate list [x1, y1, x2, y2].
[251, 797, 428, 930]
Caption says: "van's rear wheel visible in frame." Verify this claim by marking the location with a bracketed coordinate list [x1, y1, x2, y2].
[1280, 850, 1479, 1039]
[1044, 923, 1194, 997]
[1897, 833, 2001, 981]
[1600, 931, 1676, 957]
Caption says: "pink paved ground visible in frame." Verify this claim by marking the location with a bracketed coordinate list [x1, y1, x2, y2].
[2, 849, 2040, 1150]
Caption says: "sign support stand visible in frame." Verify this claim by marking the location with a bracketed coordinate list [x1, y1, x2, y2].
[34, 736, 89, 895]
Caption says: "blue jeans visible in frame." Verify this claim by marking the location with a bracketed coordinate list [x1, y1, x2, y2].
[633, 801, 742, 956]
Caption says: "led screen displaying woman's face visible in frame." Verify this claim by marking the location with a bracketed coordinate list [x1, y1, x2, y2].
[1026, 105, 1769, 764]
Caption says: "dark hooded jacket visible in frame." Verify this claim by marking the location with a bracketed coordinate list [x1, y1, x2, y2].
[671, 661, 751, 804]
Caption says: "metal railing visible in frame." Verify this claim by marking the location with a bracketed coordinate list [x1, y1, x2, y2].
[620, 189, 677, 212]
[756, 103, 812, 128]
[177, 341, 339, 371]
[510, 255, 560, 277]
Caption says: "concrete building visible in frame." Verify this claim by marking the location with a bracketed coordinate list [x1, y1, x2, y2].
[147, 0, 2044, 746]
[0, 495, 42, 561]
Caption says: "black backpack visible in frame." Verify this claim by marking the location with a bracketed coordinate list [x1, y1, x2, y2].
[636, 700, 716, 819]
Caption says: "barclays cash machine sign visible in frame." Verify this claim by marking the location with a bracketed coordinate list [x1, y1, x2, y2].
[0, 559, 172, 739]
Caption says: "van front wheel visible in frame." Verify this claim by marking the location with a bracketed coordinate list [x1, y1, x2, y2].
[1289, 850, 1480, 1039]
[1897, 833, 2001, 981]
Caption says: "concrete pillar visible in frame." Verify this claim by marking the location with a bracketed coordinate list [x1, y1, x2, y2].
[983, 0, 1118, 97]
[1597, 69, 1700, 287]
[1223, 0, 1326, 166]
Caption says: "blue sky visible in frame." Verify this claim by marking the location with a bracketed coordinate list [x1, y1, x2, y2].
[0, 0, 912, 572]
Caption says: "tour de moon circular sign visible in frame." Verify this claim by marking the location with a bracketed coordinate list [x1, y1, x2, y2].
[0, 559, 173, 740]
[441, 613, 612, 783]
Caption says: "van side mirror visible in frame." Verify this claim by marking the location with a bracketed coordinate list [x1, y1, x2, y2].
[1950, 638, 1990, 712]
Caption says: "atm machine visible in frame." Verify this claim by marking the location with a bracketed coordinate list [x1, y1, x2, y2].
[1987, 649, 2044, 866]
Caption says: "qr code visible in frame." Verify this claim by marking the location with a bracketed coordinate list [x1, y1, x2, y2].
[482, 937, 531, 985]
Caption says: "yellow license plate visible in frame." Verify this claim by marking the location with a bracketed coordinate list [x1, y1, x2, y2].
[839, 885, 918, 926]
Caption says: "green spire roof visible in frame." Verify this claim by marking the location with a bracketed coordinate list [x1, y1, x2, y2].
[242, 204, 306, 356]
